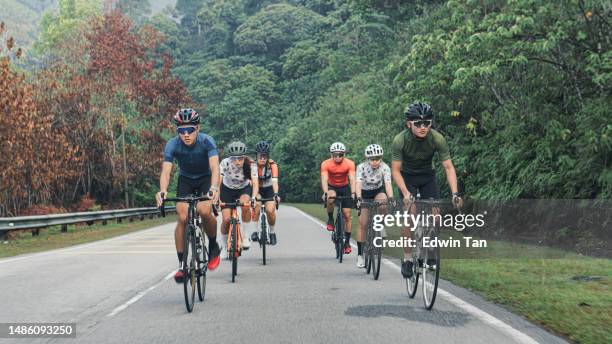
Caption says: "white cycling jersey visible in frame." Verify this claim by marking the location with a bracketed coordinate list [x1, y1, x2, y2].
[220, 158, 258, 189]
[356, 161, 391, 190]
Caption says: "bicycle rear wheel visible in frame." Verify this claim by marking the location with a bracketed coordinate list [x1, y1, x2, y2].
[195, 228, 207, 302]
[183, 226, 196, 312]
[197, 250, 207, 301]
[422, 240, 440, 310]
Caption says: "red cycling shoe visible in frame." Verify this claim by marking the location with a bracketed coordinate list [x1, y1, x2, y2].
[174, 270, 185, 283]
[344, 244, 352, 254]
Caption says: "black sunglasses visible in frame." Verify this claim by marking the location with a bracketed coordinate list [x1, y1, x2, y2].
[332, 153, 345, 158]
[412, 120, 432, 128]
[177, 127, 196, 135]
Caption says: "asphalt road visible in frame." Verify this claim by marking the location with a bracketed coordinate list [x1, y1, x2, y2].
[0, 206, 568, 344]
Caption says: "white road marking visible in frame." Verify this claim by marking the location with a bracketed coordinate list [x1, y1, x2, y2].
[293, 206, 540, 344]
[107, 271, 174, 317]
[0, 223, 175, 265]
[58, 251, 175, 255]
[94, 245, 172, 248]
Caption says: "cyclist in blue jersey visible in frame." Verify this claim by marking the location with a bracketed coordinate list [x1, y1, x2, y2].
[156, 109, 221, 283]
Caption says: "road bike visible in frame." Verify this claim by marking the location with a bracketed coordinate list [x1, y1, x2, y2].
[358, 199, 394, 280]
[323, 195, 355, 263]
[219, 200, 252, 283]
[404, 196, 450, 310]
[254, 197, 279, 266]
[160, 193, 216, 312]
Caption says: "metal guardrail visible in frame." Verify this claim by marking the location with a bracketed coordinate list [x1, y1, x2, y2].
[0, 207, 176, 238]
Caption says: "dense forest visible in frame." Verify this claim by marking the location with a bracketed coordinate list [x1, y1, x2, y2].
[0, 0, 610, 215]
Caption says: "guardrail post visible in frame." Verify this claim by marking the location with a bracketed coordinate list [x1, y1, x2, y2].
[86, 221, 94, 226]
[32, 229, 39, 236]
[102, 220, 107, 226]
[140, 215, 144, 221]
[129, 216, 134, 222]
[61, 224, 68, 233]
[117, 217, 122, 224]
[149, 214, 154, 219]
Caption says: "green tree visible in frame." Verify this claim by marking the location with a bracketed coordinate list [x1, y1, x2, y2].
[234, 4, 328, 57]
[35, 0, 103, 58]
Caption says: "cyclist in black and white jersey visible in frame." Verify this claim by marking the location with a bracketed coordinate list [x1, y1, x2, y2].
[355, 144, 394, 268]
[218, 141, 259, 254]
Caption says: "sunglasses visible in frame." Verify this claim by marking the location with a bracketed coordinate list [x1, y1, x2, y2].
[257, 154, 269, 160]
[412, 120, 432, 128]
[177, 127, 196, 135]
[230, 156, 246, 161]
[368, 156, 383, 162]
[332, 153, 345, 158]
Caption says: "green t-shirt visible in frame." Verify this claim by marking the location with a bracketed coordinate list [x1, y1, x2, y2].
[391, 128, 451, 175]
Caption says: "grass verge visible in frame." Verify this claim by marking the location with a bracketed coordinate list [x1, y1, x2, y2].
[0, 216, 176, 258]
[291, 203, 612, 344]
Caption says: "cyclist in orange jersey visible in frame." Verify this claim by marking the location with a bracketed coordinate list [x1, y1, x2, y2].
[320, 142, 356, 254]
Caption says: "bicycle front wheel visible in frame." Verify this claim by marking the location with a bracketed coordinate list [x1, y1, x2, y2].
[183, 226, 196, 312]
[231, 223, 238, 283]
[231, 257, 237, 283]
[405, 255, 419, 298]
[372, 245, 382, 280]
[336, 213, 344, 263]
[261, 215, 267, 266]
[365, 241, 372, 274]
[422, 245, 440, 310]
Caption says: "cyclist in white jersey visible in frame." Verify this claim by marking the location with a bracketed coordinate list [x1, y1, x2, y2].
[355, 144, 394, 268]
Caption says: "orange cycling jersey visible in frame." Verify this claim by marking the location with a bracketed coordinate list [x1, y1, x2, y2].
[320, 158, 355, 187]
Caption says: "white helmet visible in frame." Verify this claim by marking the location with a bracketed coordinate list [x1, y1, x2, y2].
[329, 142, 346, 153]
[365, 144, 384, 158]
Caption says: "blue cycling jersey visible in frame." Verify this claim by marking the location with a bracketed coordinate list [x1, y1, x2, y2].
[163, 133, 219, 179]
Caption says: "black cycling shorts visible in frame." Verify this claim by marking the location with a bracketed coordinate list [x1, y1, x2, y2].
[259, 186, 275, 200]
[400, 172, 440, 199]
[220, 184, 252, 208]
[177, 175, 211, 198]
[362, 186, 386, 200]
[328, 184, 353, 209]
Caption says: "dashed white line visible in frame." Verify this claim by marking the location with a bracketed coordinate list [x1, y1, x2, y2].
[58, 251, 175, 255]
[107, 271, 174, 317]
[292, 206, 540, 344]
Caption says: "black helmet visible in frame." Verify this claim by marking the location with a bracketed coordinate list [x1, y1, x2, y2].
[255, 141, 271, 154]
[404, 102, 433, 120]
[226, 141, 247, 156]
[173, 108, 200, 125]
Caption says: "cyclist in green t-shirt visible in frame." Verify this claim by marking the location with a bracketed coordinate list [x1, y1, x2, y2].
[391, 101, 463, 278]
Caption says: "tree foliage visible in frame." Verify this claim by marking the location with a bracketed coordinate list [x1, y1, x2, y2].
[234, 4, 328, 57]
[162, 0, 610, 201]
[3, 0, 609, 215]
[1, 10, 192, 215]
